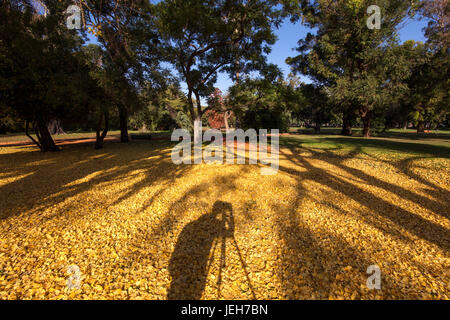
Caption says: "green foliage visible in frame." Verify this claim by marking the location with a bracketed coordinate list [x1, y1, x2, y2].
[294, 84, 335, 131]
[156, 0, 283, 122]
[287, 0, 415, 136]
[175, 111, 194, 133]
[242, 107, 290, 133]
[229, 78, 290, 132]
[0, 1, 96, 150]
[131, 84, 188, 132]
[393, 40, 449, 131]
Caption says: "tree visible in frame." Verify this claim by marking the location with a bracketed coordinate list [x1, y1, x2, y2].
[81, 44, 112, 149]
[388, 2, 450, 133]
[228, 77, 290, 133]
[420, 0, 449, 49]
[156, 0, 282, 143]
[298, 84, 333, 133]
[73, 0, 156, 143]
[207, 89, 233, 131]
[287, 0, 415, 137]
[0, 1, 89, 151]
[131, 82, 188, 132]
[416, 0, 449, 132]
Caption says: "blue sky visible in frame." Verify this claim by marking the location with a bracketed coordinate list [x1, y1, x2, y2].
[212, 17, 430, 94]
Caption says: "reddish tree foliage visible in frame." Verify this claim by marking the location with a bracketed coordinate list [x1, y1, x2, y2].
[205, 109, 226, 129]
[206, 88, 233, 130]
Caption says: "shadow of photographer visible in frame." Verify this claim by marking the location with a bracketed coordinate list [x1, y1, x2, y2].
[167, 200, 254, 300]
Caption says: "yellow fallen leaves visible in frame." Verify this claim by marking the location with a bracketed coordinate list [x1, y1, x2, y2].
[0, 141, 448, 300]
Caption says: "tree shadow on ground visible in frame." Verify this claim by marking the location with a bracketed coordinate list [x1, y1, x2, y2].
[321, 137, 450, 157]
[274, 142, 449, 298]
[2, 137, 447, 299]
[278, 142, 449, 250]
[0, 140, 187, 221]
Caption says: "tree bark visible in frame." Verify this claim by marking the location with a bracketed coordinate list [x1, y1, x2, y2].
[417, 121, 425, 133]
[33, 115, 59, 152]
[224, 111, 232, 132]
[314, 122, 321, 133]
[362, 114, 371, 138]
[118, 106, 129, 143]
[194, 117, 202, 145]
[95, 111, 109, 149]
[341, 113, 353, 136]
[25, 120, 41, 150]
[359, 106, 372, 138]
[47, 119, 65, 135]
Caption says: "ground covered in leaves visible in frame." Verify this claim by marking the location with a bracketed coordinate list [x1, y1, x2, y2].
[0, 136, 449, 300]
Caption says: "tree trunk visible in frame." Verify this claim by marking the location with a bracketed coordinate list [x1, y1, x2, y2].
[362, 114, 371, 138]
[33, 115, 59, 152]
[119, 106, 129, 143]
[95, 111, 109, 150]
[47, 119, 65, 135]
[25, 120, 42, 150]
[341, 114, 353, 136]
[402, 121, 408, 130]
[194, 117, 202, 145]
[417, 121, 425, 133]
[224, 111, 232, 132]
[314, 122, 321, 133]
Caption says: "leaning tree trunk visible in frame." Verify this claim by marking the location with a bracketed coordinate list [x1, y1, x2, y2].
[95, 111, 109, 150]
[32, 115, 59, 152]
[341, 113, 353, 136]
[118, 106, 129, 143]
[417, 121, 425, 133]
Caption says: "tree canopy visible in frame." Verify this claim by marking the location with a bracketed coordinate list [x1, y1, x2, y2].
[0, 0, 448, 151]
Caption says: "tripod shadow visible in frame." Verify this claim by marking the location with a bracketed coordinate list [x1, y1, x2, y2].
[168, 201, 253, 300]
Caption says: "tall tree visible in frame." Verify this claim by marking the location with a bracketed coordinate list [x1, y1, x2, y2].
[73, 0, 156, 143]
[420, 0, 449, 49]
[228, 75, 291, 132]
[156, 0, 282, 143]
[415, 0, 449, 132]
[81, 44, 111, 149]
[287, 0, 415, 137]
[298, 84, 333, 133]
[0, 1, 89, 151]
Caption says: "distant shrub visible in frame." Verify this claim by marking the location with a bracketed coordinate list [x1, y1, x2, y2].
[241, 108, 289, 133]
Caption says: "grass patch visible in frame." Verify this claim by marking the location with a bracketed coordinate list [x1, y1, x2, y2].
[281, 133, 450, 158]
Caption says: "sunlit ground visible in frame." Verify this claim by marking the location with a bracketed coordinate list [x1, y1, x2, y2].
[0, 135, 448, 299]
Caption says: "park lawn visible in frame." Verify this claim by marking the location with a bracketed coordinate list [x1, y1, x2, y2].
[0, 130, 147, 144]
[0, 135, 448, 300]
[0, 131, 117, 143]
